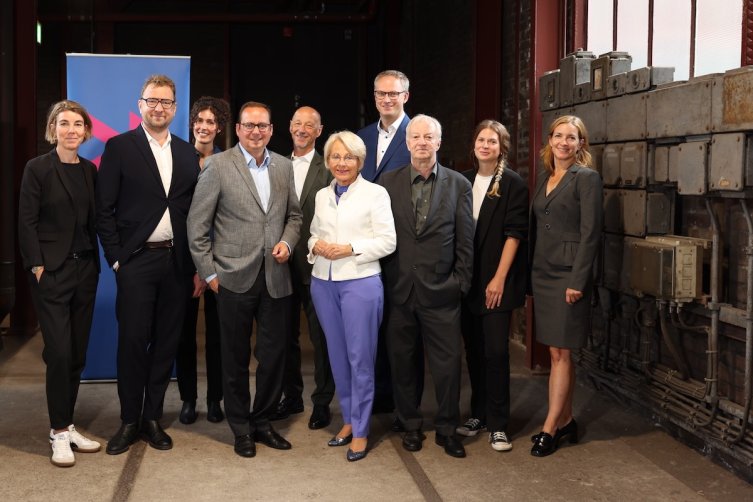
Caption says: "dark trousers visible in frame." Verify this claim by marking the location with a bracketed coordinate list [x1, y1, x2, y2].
[461, 305, 512, 431]
[216, 268, 291, 437]
[115, 248, 191, 423]
[176, 290, 223, 402]
[281, 271, 335, 407]
[29, 256, 97, 430]
[386, 290, 461, 437]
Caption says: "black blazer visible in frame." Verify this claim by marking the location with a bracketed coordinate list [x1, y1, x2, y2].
[95, 126, 200, 273]
[18, 149, 100, 273]
[379, 163, 474, 308]
[291, 151, 333, 285]
[462, 168, 529, 314]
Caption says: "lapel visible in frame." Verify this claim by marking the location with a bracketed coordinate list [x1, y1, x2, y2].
[543, 165, 579, 207]
[231, 144, 264, 210]
[397, 166, 417, 232]
[475, 173, 504, 248]
[131, 126, 164, 190]
[375, 114, 409, 178]
[420, 163, 447, 235]
[299, 151, 325, 208]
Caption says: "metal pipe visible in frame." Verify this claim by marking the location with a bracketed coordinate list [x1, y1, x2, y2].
[731, 200, 753, 443]
[657, 301, 690, 380]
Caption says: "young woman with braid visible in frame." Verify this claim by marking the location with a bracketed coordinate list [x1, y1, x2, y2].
[458, 120, 529, 451]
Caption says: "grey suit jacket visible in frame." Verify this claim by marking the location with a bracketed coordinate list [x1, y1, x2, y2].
[187, 145, 303, 296]
[379, 163, 474, 307]
[530, 164, 603, 292]
[291, 151, 333, 285]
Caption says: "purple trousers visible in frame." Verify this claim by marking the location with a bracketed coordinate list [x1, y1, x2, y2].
[310, 274, 383, 438]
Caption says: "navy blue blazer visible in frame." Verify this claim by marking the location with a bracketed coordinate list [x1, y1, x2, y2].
[96, 126, 200, 273]
[357, 115, 412, 182]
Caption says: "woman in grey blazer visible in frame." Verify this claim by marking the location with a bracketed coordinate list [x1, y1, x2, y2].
[529, 115, 603, 457]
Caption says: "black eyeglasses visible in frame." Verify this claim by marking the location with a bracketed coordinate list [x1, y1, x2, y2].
[374, 90, 406, 99]
[141, 97, 176, 109]
[239, 122, 271, 133]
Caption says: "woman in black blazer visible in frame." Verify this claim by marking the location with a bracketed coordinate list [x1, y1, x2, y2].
[458, 120, 528, 451]
[18, 100, 101, 467]
[529, 115, 603, 457]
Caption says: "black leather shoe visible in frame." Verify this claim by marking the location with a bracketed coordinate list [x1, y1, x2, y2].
[435, 433, 466, 458]
[234, 434, 256, 458]
[141, 420, 172, 450]
[346, 447, 368, 462]
[106, 422, 140, 455]
[269, 397, 304, 421]
[179, 401, 198, 425]
[531, 432, 556, 457]
[308, 404, 331, 430]
[254, 428, 292, 450]
[402, 430, 424, 452]
[390, 417, 406, 432]
[327, 434, 352, 447]
[206, 400, 225, 423]
[554, 419, 578, 446]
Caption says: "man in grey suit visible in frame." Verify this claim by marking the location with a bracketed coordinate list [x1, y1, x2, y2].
[379, 114, 474, 458]
[187, 101, 302, 458]
[271, 106, 336, 430]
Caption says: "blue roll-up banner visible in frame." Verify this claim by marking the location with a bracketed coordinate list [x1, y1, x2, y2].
[66, 53, 191, 380]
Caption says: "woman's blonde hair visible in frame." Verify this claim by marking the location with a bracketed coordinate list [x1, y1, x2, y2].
[45, 100, 92, 144]
[539, 115, 593, 174]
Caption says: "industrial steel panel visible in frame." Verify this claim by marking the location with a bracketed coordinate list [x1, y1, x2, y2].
[677, 141, 709, 195]
[709, 133, 746, 191]
[646, 78, 715, 138]
[591, 51, 632, 101]
[620, 142, 647, 187]
[646, 192, 673, 234]
[571, 100, 607, 143]
[746, 135, 753, 186]
[590, 144, 605, 176]
[711, 66, 753, 132]
[559, 50, 595, 107]
[629, 241, 674, 298]
[601, 233, 623, 290]
[573, 82, 591, 104]
[605, 93, 647, 141]
[602, 144, 622, 186]
[603, 188, 622, 233]
[606, 72, 627, 97]
[652, 145, 669, 183]
[646, 235, 706, 300]
[647, 235, 711, 250]
[668, 145, 680, 182]
[539, 69, 560, 111]
[626, 67, 675, 93]
[622, 189, 646, 237]
[541, 110, 559, 145]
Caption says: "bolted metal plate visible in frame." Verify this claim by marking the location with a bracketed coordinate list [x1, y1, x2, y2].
[668, 145, 680, 182]
[590, 144, 605, 176]
[606, 72, 627, 98]
[712, 66, 753, 132]
[622, 189, 647, 237]
[620, 142, 647, 187]
[652, 145, 669, 183]
[646, 77, 715, 138]
[539, 69, 561, 111]
[602, 144, 622, 186]
[591, 51, 633, 101]
[646, 192, 674, 234]
[559, 50, 595, 107]
[709, 133, 745, 191]
[573, 82, 592, 104]
[626, 66, 675, 94]
[677, 141, 709, 195]
[571, 100, 607, 143]
[603, 188, 622, 233]
[606, 92, 647, 141]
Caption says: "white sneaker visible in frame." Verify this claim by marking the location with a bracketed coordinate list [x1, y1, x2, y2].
[49, 430, 75, 467]
[456, 418, 485, 437]
[68, 425, 101, 453]
[489, 430, 513, 451]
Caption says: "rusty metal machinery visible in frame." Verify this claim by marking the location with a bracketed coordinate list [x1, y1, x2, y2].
[540, 52, 753, 480]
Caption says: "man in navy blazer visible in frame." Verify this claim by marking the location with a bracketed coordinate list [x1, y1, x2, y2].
[96, 75, 200, 455]
[357, 70, 412, 183]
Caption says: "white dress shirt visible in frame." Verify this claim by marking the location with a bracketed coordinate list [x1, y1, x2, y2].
[144, 124, 174, 242]
[292, 149, 315, 201]
[376, 111, 406, 167]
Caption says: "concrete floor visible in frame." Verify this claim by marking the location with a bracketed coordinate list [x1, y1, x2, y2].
[1, 324, 751, 502]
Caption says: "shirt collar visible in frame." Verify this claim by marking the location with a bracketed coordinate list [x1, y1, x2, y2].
[378, 111, 406, 135]
[291, 149, 315, 163]
[142, 123, 172, 148]
[238, 143, 270, 169]
[410, 163, 438, 183]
